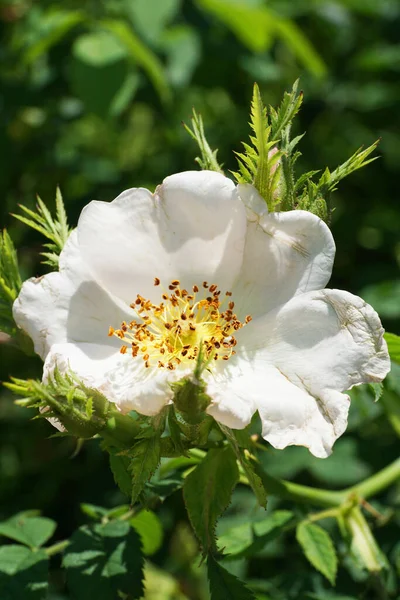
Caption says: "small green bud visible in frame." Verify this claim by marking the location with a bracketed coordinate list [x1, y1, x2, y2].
[171, 376, 211, 425]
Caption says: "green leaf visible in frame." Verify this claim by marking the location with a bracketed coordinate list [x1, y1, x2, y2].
[130, 509, 163, 556]
[0, 513, 56, 549]
[100, 19, 171, 104]
[12, 189, 72, 268]
[63, 521, 144, 600]
[109, 453, 132, 499]
[232, 83, 281, 210]
[385, 332, 400, 364]
[274, 18, 327, 78]
[368, 382, 384, 402]
[316, 140, 379, 196]
[125, 0, 180, 46]
[207, 555, 255, 600]
[183, 446, 239, 553]
[184, 109, 223, 173]
[0, 229, 22, 334]
[196, 0, 274, 53]
[80, 504, 108, 521]
[69, 32, 131, 119]
[130, 436, 161, 504]
[0, 545, 48, 600]
[23, 9, 86, 65]
[218, 510, 293, 559]
[296, 522, 338, 585]
[221, 424, 268, 508]
[239, 453, 268, 509]
[162, 25, 201, 87]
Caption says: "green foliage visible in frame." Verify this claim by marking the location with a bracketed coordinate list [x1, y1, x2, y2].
[296, 522, 338, 585]
[184, 109, 224, 173]
[1, 1, 400, 598]
[183, 446, 239, 554]
[12, 189, 71, 268]
[196, 0, 326, 77]
[221, 424, 268, 508]
[343, 506, 389, 573]
[6, 369, 117, 439]
[109, 453, 132, 499]
[232, 82, 282, 210]
[218, 510, 294, 559]
[206, 554, 255, 600]
[385, 332, 400, 364]
[0, 513, 56, 549]
[63, 520, 144, 600]
[129, 509, 164, 556]
[0, 230, 22, 335]
[129, 436, 162, 504]
[0, 545, 48, 600]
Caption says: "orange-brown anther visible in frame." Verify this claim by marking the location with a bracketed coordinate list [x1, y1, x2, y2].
[109, 278, 251, 370]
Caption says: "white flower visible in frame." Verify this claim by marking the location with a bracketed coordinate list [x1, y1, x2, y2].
[13, 171, 390, 457]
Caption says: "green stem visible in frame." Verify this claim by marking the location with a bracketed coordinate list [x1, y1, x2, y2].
[45, 539, 70, 556]
[190, 449, 400, 509]
[257, 471, 345, 508]
[348, 456, 400, 500]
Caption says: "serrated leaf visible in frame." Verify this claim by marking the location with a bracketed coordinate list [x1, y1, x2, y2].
[130, 510, 163, 556]
[109, 453, 132, 498]
[218, 510, 293, 559]
[0, 545, 48, 600]
[0, 514, 56, 549]
[12, 190, 72, 268]
[183, 446, 239, 553]
[220, 424, 268, 508]
[130, 436, 161, 504]
[184, 108, 223, 172]
[207, 555, 255, 600]
[63, 521, 144, 600]
[296, 522, 337, 584]
[368, 382, 384, 402]
[385, 332, 400, 364]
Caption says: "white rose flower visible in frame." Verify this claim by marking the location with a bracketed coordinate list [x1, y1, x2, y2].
[13, 171, 390, 457]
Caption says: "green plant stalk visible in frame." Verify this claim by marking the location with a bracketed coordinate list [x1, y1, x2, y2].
[188, 449, 400, 508]
[45, 539, 70, 557]
[348, 456, 400, 500]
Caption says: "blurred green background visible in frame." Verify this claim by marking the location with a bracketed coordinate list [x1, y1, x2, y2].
[0, 0, 399, 598]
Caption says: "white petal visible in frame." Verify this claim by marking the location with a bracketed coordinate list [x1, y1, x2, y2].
[13, 230, 131, 360]
[232, 205, 336, 319]
[77, 171, 247, 305]
[206, 362, 257, 429]
[44, 342, 187, 417]
[254, 366, 350, 458]
[233, 289, 390, 456]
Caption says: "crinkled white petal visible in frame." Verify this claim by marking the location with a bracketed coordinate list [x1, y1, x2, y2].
[220, 289, 389, 456]
[43, 342, 186, 416]
[13, 231, 131, 360]
[205, 362, 258, 429]
[253, 367, 350, 458]
[232, 201, 336, 319]
[77, 171, 247, 305]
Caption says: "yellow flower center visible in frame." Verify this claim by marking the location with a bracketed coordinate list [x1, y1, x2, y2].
[109, 278, 252, 370]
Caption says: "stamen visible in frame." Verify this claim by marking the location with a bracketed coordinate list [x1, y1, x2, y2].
[109, 278, 251, 370]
